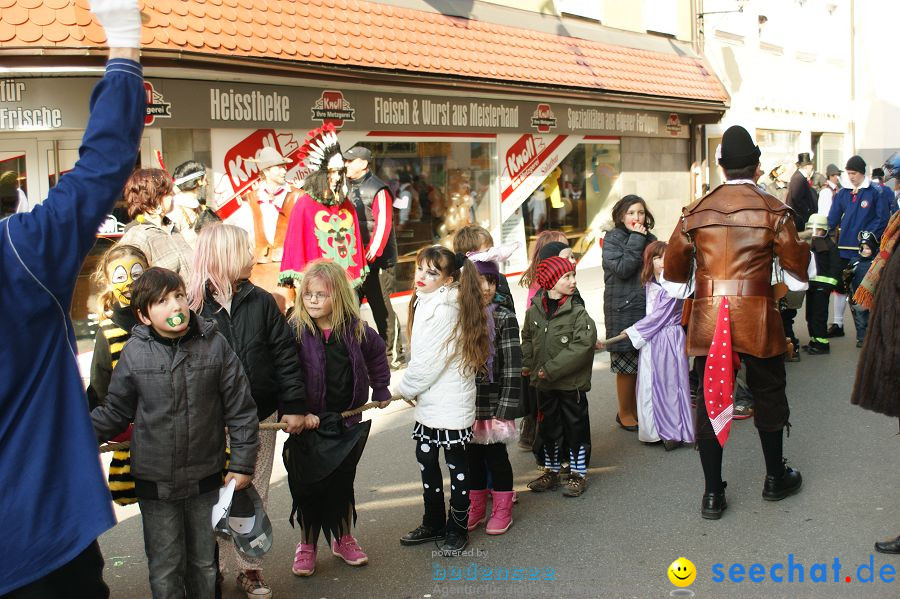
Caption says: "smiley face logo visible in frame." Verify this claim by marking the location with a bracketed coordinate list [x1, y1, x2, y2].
[668, 557, 696, 587]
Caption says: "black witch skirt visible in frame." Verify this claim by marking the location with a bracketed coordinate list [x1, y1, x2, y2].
[282, 413, 371, 543]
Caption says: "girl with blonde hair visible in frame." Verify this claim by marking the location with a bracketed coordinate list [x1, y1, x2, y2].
[187, 223, 306, 598]
[397, 245, 490, 553]
[285, 259, 391, 577]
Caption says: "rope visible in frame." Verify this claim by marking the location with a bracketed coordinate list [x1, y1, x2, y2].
[98, 395, 407, 454]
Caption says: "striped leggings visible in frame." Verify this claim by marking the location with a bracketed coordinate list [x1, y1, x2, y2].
[537, 389, 591, 476]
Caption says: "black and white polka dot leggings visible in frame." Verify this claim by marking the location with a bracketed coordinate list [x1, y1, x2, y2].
[415, 441, 470, 533]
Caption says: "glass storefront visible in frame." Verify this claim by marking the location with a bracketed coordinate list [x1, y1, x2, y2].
[503, 140, 621, 262]
[350, 139, 497, 290]
[0, 151, 27, 218]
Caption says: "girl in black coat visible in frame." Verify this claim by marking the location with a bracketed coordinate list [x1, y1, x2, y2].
[601, 195, 657, 431]
[187, 223, 306, 597]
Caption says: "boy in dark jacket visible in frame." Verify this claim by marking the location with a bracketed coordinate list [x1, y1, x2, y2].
[91, 267, 258, 599]
[804, 214, 842, 355]
[845, 231, 878, 347]
[522, 257, 597, 497]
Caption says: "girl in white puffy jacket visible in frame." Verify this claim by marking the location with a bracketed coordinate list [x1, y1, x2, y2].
[396, 245, 489, 553]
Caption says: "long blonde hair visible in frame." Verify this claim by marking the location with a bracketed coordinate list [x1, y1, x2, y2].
[187, 223, 254, 312]
[92, 243, 148, 313]
[407, 245, 489, 375]
[291, 259, 366, 343]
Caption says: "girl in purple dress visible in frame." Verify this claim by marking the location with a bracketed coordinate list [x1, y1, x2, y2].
[598, 242, 694, 450]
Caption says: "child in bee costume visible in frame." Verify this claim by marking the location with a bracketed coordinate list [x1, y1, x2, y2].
[87, 243, 149, 506]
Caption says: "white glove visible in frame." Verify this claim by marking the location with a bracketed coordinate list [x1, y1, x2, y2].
[90, 0, 141, 49]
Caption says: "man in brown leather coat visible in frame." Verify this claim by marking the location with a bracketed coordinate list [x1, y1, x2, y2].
[664, 125, 811, 519]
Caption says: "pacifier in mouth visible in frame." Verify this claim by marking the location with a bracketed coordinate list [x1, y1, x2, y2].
[166, 313, 186, 327]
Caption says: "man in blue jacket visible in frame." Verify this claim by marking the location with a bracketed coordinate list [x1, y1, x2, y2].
[825, 155, 890, 338]
[0, 1, 145, 596]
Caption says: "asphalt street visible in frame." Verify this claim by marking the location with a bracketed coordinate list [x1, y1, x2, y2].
[97, 267, 899, 599]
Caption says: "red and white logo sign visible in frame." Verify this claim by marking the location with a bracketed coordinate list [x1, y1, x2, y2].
[311, 90, 356, 128]
[144, 82, 172, 126]
[217, 129, 303, 219]
[666, 113, 682, 136]
[530, 103, 557, 133]
[498, 134, 580, 223]
[506, 134, 541, 187]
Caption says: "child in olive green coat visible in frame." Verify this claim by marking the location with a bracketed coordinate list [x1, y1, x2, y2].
[521, 257, 597, 497]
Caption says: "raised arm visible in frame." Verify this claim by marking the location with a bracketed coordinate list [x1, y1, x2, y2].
[4, 1, 145, 300]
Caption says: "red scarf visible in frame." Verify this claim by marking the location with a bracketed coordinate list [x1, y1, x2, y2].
[703, 300, 741, 447]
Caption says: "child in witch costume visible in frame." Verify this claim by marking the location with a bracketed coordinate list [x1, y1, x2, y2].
[465, 244, 523, 535]
[397, 245, 490, 553]
[87, 243, 148, 506]
[284, 259, 391, 577]
[278, 124, 368, 291]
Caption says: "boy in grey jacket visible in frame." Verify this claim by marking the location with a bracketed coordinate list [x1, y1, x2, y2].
[521, 257, 597, 498]
[92, 267, 258, 599]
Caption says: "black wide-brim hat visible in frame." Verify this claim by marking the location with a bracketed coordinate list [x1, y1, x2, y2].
[718, 125, 761, 169]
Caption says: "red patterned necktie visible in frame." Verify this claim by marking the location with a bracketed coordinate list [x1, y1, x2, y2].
[703, 299, 740, 447]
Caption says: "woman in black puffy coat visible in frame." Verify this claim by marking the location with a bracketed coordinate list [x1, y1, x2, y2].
[601, 195, 657, 431]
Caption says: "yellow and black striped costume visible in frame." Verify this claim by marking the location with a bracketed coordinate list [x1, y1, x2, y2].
[94, 317, 138, 506]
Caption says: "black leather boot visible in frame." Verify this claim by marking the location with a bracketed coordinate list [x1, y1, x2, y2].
[875, 535, 900, 554]
[401, 498, 446, 545]
[400, 524, 445, 546]
[762, 466, 802, 501]
[701, 482, 727, 520]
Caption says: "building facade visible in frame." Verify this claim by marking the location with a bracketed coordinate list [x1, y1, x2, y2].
[851, 0, 900, 170]
[1, 0, 727, 335]
[698, 0, 853, 191]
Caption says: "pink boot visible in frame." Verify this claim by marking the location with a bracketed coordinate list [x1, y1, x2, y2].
[467, 489, 489, 531]
[485, 490, 514, 535]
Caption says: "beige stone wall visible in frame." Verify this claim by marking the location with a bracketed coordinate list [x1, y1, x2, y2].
[614, 137, 692, 238]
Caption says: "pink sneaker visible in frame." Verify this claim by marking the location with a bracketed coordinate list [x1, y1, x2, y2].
[331, 534, 369, 566]
[292, 543, 316, 576]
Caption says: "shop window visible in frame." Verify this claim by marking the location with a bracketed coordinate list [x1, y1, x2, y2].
[46, 146, 79, 189]
[351, 140, 497, 292]
[505, 141, 620, 255]
[161, 128, 212, 173]
[0, 152, 27, 217]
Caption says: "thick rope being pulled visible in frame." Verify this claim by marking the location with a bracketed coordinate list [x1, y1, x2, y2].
[98, 395, 407, 454]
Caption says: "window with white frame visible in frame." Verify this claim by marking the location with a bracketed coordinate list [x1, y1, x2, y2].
[556, 0, 603, 22]
[644, 0, 678, 36]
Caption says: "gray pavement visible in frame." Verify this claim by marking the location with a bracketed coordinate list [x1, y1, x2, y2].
[98, 267, 899, 598]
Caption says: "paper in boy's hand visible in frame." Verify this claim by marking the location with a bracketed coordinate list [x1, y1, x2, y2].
[211, 479, 236, 530]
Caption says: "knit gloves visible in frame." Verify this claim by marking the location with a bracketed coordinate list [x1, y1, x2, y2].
[90, 0, 142, 49]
